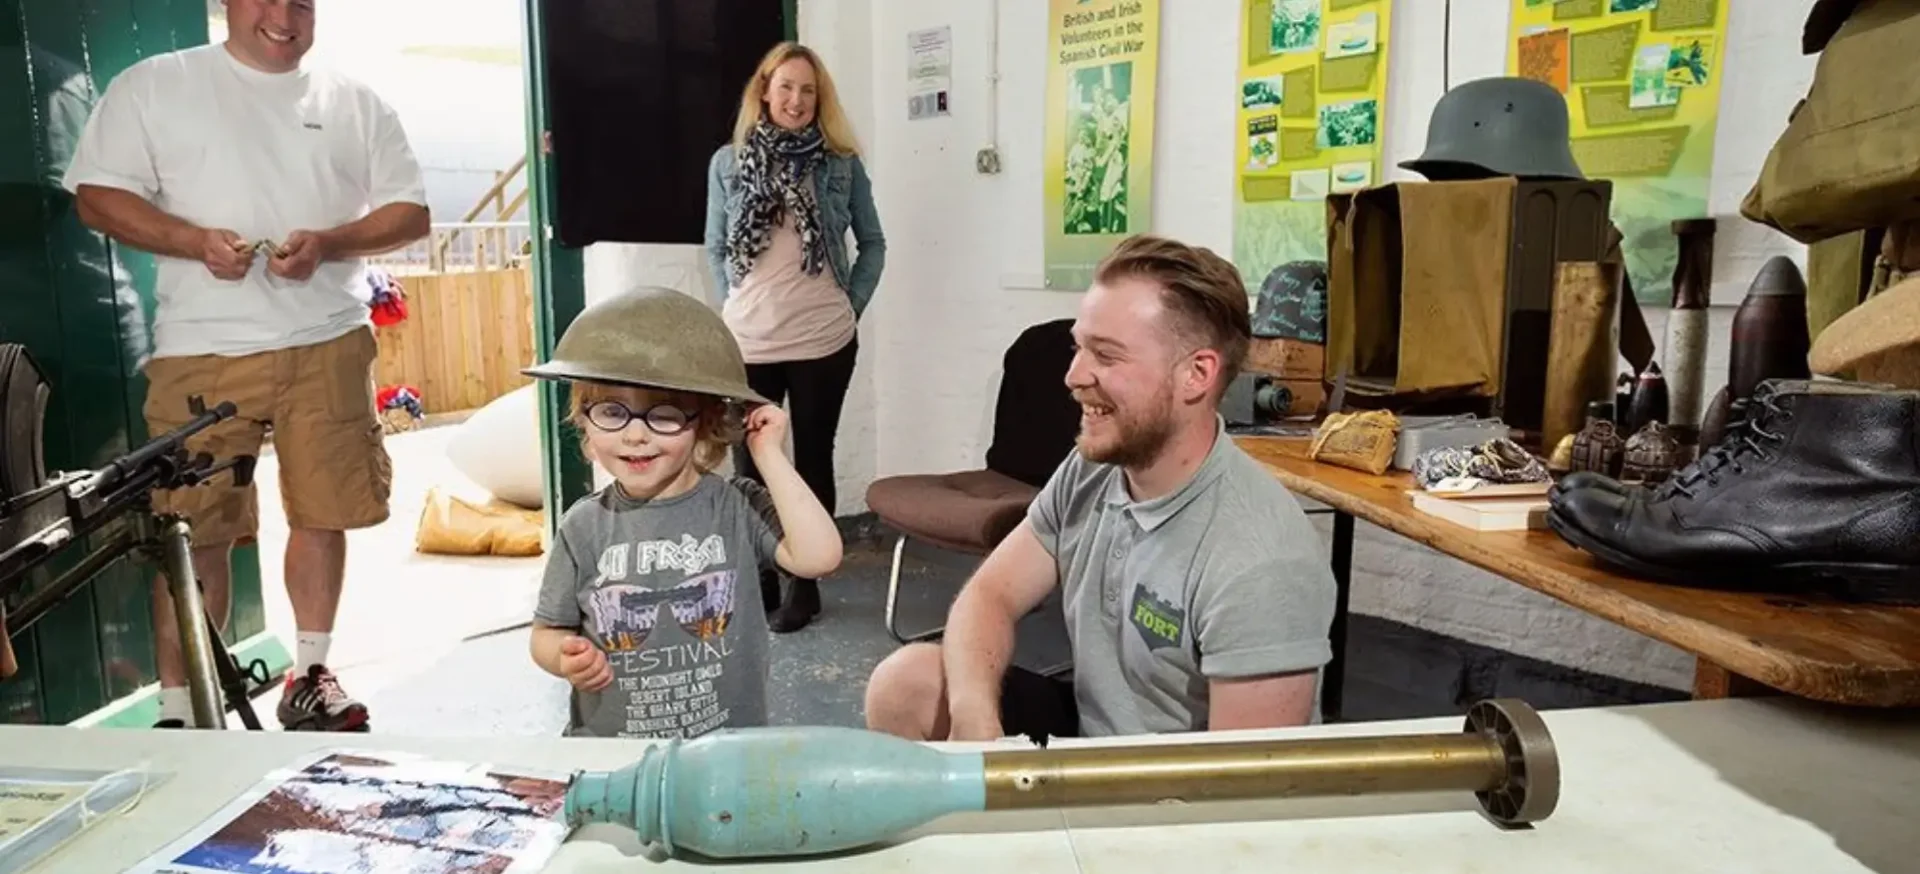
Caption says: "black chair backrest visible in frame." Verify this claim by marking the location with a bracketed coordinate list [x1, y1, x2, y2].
[985, 319, 1081, 488]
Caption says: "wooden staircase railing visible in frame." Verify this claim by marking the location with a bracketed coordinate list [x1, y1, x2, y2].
[435, 155, 529, 267]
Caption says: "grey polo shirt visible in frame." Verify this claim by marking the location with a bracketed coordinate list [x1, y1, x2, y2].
[1029, 417, 1336, 736]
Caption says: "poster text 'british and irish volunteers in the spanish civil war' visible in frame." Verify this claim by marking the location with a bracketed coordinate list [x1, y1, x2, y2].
[1045, 0, 1161, 291]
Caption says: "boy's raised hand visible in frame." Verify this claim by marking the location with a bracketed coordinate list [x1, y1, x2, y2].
[559, 635, 612, 692]
[743, 403, 790, 457]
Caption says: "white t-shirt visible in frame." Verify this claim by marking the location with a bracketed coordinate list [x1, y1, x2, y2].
[62, 44, 427, 359]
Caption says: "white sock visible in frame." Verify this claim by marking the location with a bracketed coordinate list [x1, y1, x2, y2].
[295, 632, 332, 675]
[159, 687, 191, 723]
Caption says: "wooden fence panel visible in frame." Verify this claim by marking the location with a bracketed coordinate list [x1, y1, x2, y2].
[373, 268, 535, 414]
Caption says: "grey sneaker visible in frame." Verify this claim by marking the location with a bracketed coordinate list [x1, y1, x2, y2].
[276, 665, 370, 732]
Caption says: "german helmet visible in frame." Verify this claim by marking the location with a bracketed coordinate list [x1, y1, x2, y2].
[522, 286, 772, 405]
[1401, 77, 1585, 181]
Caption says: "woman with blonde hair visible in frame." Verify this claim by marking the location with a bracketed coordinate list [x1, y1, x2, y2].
[706, 41, 884, 633]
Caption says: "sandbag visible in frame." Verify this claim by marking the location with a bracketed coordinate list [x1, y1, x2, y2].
[1741, 0, 1920, 244]
[446, 384, 545, 510]
[415, 487, 546, 557]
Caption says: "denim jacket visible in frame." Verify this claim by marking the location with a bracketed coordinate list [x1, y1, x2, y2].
[704, 144, 887, 318]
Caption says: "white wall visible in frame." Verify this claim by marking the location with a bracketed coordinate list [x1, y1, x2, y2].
[295, 0, 529, 223]
[797, 0, 1824, 690]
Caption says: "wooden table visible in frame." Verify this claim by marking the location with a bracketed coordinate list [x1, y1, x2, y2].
[1235, 435, 1920, 711]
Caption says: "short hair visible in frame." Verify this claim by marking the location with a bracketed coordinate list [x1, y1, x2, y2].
[568, 380, 742, 474]
[1093, 234, 1252, 390]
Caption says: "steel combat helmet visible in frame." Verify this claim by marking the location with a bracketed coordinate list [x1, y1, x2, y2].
[522, 286, 772, 406]
[1401, 76, 1585, 181]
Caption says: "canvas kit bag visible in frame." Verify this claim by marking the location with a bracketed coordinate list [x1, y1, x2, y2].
[1740, 0, 1920, 244]
[1323, 178, 1651, 425]
[1324, 179, 1515, 401]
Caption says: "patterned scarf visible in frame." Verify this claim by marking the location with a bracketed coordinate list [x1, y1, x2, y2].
[726, 120, 830, 285]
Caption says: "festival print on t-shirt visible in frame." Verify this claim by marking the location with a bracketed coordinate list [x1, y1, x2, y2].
[582, 534, 744, 738]
[585, 572, 735, 651]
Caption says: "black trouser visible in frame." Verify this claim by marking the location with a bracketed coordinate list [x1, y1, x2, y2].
[999, 666, 1080, 743]
[732, 337, 858, 535]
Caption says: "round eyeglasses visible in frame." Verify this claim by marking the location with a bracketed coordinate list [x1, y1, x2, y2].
[583, 401, 695, 435]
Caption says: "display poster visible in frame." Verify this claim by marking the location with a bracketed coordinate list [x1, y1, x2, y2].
[907, 26, 953, 121]
[1232, 0, 1395, 291]
[1508, 0, 1731, 303]
[1044, 0, 1161, 290]
[127, 750, 569, 874]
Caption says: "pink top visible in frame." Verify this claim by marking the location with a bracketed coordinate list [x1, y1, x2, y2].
[722, 212, 857, 364]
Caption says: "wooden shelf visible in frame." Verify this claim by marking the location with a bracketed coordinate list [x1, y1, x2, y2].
[1237, 435, 1920, 707]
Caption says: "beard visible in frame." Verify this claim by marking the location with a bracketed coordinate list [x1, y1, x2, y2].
[1075, 389, 1178, 468]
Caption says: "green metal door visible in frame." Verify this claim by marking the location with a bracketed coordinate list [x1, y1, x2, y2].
[1, 0, 278, 726]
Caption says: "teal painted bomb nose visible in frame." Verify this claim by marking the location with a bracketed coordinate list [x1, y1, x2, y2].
[563, 725, 987, 859]
[563, 700, 1559, 861]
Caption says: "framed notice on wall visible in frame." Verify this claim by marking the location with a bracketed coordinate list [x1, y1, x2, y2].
[1232, 0, 1395, 292]
[1508, 0, 1731, 304]
[1043, 0, 1161, 291]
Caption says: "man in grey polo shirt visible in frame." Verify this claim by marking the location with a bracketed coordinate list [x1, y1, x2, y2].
[865, 234, 1336, 740]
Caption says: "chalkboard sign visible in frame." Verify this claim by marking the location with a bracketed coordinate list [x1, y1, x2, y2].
[1252, 260, 1328, 343]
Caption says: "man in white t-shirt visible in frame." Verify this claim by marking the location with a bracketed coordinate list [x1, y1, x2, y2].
[62, 0, 429, 731]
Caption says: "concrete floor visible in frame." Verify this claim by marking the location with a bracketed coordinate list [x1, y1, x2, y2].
[236, 422, 1675, 737]
[241, 422, 1066, 736]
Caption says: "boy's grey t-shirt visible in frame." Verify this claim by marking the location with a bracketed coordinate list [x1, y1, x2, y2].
[534, 474, 780, 739]
[1029, 417, 1337, 736]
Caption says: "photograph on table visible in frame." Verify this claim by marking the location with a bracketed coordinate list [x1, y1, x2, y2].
[126, 751, 569, 874]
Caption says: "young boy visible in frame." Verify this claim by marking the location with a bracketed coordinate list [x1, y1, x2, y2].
[522, 287, 842, 739]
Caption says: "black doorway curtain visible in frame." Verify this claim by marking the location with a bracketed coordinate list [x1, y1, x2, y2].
[544, 0, 787, 248]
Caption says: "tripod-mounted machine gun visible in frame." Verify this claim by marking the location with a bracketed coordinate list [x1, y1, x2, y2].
[1, 387, 269, 730]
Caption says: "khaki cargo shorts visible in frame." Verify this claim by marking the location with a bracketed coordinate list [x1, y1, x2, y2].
[141, 327, 392, 547]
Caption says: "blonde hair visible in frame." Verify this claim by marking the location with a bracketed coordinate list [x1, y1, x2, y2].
[567, 381, 742, 474]
[731, 42, 860, 156]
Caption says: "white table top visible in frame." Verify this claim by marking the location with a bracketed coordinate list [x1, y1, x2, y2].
[4, 697, 1915, 873]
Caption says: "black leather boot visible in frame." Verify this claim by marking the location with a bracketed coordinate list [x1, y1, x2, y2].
[769, 578, 822, 633]
[1550, 470, 1629, 500]
[1548, 379, 1920, 603]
